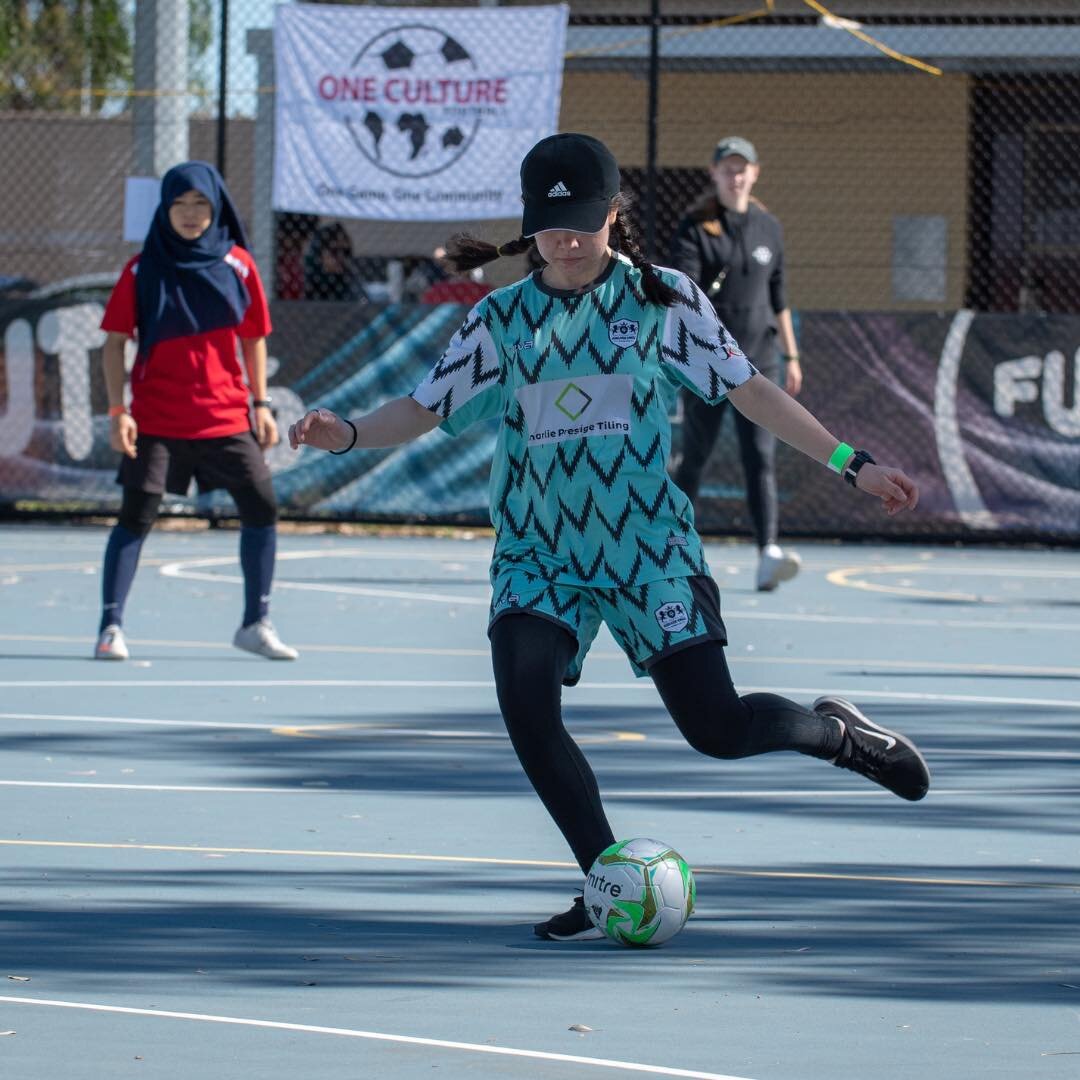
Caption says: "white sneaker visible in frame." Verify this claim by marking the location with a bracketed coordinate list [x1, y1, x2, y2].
[95, 624, 129, 660]
[756, 544, 801, 592]
[233, 618, 299, 660]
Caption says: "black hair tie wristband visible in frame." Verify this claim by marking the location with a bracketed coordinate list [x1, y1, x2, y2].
[329, 417, 358, 455]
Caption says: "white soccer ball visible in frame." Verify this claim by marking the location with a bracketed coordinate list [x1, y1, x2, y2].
[584, 837, 696, 947]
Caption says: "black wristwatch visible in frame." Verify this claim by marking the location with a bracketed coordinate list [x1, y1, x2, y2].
[252, 398, 273, 409]
[843, 449, 876, 488]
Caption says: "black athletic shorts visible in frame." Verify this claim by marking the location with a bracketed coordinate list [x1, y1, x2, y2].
[117, 431, 271, 496]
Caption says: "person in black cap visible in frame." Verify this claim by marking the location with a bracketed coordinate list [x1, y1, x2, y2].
[288, 132, 928, 942]
[670, 135, 804, 592]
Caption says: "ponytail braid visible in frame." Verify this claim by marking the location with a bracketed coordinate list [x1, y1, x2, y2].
[609, 195, 682, 308]
[443, 232, 535, 274]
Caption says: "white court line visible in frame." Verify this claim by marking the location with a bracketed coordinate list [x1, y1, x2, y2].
[160, 552, 492, 606]
[155, 552, 1080, 629]
[3, 680, 1080, 710]
[0, 996, 755, 1080]
[3, 780, 1079, 799]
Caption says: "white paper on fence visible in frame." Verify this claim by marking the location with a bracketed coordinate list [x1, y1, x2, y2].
[273, 3, 569, 222]
[123, 177, 161, 242]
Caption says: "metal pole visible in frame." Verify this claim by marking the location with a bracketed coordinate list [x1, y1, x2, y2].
[134, 0, 189, 177]
[645, 0, 660, 260]
[216, 0, 229, 176]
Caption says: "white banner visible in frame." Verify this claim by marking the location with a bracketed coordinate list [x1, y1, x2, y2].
[273, 3, 569, 221]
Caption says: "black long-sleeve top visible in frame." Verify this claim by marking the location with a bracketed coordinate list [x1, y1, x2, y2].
[668, 192, 787, 363]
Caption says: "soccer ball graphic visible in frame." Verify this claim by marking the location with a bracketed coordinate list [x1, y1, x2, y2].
[584, 838, 695, 947]
[345, 24, 481, 179]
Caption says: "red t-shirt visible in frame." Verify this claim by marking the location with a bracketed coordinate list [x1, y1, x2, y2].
[100, 246, 272, 439]
[420, 279, 493, 305]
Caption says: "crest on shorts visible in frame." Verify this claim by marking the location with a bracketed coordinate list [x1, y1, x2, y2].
[655, 601, 690, 633]
[608, 319, 639, 349]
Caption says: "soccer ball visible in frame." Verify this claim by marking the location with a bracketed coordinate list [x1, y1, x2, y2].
[345, 24, 480, 179]
[584, 837, 695, 947]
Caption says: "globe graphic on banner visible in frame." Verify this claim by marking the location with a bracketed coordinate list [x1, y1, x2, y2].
[345, 25, 481, 179]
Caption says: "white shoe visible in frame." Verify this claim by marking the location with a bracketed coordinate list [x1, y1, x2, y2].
[95, 624, 129, 660]
[233, 618, 299, 660]
[756, 544, 801, 592]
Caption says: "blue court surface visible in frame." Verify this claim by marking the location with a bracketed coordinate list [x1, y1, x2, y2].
[1, 522, 1078, 1080]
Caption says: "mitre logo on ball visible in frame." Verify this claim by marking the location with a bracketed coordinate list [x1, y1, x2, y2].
[316, 24, 508, 179]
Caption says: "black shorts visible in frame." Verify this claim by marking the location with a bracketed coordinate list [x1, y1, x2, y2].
[117, 431, 272, 496]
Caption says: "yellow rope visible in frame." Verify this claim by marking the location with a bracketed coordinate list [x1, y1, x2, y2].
[55, 0, 944, 98]
[566, 1, 774, 60]
[801, 0, 943, 76]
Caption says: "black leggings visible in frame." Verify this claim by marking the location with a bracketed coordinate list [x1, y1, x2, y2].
[117, 477, 277, 537]
[489, 613, 840, 872]
[673, 387, 778, 549]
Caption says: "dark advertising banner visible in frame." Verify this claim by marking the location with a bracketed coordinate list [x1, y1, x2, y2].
[1, 290, 1077, 542]
[690, 311, 1079, 540]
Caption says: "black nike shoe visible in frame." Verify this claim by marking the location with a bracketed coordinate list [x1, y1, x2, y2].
[533, 895, 605, 941]
[813, 695, 930, 802]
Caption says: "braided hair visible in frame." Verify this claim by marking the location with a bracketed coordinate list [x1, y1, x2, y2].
[442, 193, 681, 308]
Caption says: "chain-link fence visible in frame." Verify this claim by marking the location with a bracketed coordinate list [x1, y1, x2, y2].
[2, 1, 1079, 539]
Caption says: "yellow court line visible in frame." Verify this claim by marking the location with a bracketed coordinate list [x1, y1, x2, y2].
[827, 563, 982, 602]
[2, 839, 1076, 892]
[269, 723, 646, 741]
[2, 634, 1079, 678]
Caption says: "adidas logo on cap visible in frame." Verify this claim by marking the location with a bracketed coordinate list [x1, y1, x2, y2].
[547, 181, 571, 198]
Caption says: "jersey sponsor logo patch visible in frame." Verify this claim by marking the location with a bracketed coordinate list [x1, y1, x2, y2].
[516, 373, 633, 446]
[608, 318, 639, 349]
[655, 601, 690, 633]
[751, 245, 773, 266]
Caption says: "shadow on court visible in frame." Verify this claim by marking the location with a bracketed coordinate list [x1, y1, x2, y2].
[2, 861, 1077, 1006]
[2, 701, 1077, 835]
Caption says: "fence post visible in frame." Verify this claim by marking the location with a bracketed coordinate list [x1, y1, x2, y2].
[645, 0, 660, 260]
[216, 0, 230, 177]
[133, 0, 190, 177]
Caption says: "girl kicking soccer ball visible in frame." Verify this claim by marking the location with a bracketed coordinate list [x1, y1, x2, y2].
[289, 133, 930, 941]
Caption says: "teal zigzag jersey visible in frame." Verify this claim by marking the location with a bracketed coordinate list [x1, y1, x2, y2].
[411, 254, 757, 589]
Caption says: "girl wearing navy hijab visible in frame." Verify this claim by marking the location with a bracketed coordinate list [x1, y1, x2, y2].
[95, 161, 297, 661]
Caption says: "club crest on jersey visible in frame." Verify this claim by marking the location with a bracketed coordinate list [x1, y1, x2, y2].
[608, 319, 639, 349]
[655, 601, 690, 633]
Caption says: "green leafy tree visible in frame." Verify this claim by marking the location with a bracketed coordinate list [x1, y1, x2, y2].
[0, 0, 214, 113]
[0, 0, 131, 112]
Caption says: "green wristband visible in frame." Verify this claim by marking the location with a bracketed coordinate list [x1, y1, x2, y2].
[827, 442, 854, 474]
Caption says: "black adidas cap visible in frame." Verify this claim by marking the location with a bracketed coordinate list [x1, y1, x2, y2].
[520, 133, 622, 237]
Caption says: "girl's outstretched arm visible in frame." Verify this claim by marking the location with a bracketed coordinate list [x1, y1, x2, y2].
[288, 396, 441, 453]
[727, 372, 919, 515]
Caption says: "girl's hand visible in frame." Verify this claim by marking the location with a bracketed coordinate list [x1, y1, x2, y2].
[288, 408, 353, 452]
[857, 464, 919, 516]
[254, 406, 279, 449]
[110, 413, 138, 459]
[784, 357, 803, 397]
